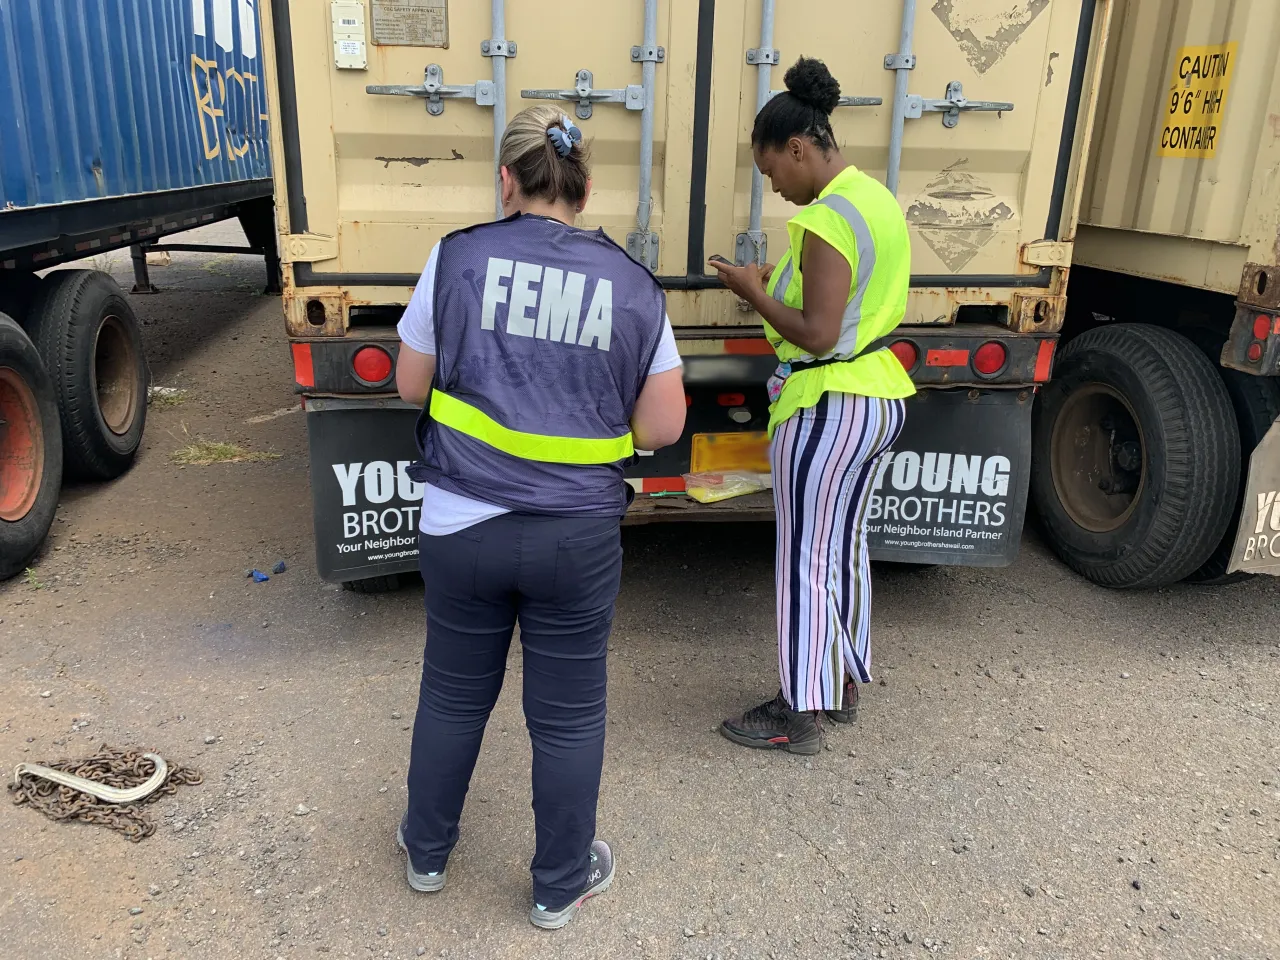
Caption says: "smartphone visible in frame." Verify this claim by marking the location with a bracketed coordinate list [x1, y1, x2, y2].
[708, 254, 733, 266]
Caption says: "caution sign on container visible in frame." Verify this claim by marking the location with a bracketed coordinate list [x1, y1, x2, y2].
[1158, 42, 1237, 158]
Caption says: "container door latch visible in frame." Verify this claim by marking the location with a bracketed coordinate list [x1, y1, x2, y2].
[902, 80, 1013, 129]
[366, 64, 499, 116]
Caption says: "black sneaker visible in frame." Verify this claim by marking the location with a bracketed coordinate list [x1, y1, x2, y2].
[720, 691, 822, 755]
[529, 839, 615, 930]
[824, 677, 859, 725]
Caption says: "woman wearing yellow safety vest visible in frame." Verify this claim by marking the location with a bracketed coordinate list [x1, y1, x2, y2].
[711, 57, 915, 755]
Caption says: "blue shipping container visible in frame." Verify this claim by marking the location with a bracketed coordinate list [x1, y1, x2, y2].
[0, 0, 270, 211]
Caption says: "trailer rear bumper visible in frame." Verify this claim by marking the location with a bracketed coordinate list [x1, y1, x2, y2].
[627, 386, 1034, 567]
[304, 380, 1035, 583]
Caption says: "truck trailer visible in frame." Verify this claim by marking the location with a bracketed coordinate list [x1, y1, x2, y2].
[1056, 0, 1280, 586]
[0, 0, 276, 578]
[261, 0, 1280, 592]
[263, 0, 1103, 591]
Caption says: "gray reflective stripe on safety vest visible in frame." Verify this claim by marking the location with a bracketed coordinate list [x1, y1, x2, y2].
[817, 193, 876, 360]
[770, 194, 877, 364]
[771, 258, 794, 303]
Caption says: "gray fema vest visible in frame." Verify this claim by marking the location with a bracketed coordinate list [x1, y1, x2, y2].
[415, 213, 666, 517]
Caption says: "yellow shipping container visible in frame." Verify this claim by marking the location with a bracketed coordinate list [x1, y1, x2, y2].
[1035, 0, 1280, 590]
[1077, 0, 1280, 301]
[260, 0, 1113, 587]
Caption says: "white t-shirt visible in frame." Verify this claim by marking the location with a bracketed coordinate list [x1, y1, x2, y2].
[397, 240, 682, 536]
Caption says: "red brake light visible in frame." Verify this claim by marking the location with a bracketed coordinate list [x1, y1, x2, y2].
[973, 341, 1007, 376]
[717, 392, 746, 406]
[1254, 315, 1272, 340]
[353, 345, 393, 384]
[889, 340, 918, 371]
[1248, 342, 1263, 362]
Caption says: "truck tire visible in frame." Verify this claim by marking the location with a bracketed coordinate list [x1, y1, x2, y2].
[1031, 323, 1240, 588]
[0, 314, 63, 580]
[28, 270, 148, 481]
[1181, 328, 1280, 584]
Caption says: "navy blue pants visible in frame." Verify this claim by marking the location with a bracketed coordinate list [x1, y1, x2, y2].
[402, 513, 622, 911]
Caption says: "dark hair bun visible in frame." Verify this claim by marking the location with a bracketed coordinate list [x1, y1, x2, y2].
[784, 57, 840, 115]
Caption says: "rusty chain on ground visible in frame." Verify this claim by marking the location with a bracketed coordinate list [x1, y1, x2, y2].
[7, 745, 202, 842]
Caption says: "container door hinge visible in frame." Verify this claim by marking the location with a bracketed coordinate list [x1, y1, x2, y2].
[1021, 240, 1072, 268]
[626, 231, 660, 272]
[366, 64, 495, 116]
[735, 231, 767, 267]
[480, 39, 517, 57]
[282, 234, 338, 264]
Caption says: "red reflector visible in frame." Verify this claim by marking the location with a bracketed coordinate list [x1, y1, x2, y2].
[1034, 339, 1056, 381]
[973, 341, 1008, 375]
[888, 340, 918, 370]
[685, 394, 693, 407]
[1248, 342, 1263, 362]
[353, 345, 393, 384]
[724, 338, 775, 355]
[1254, 315, 1272, 340]
[291, 343, 314, 388]
[717, 392, 746, 406]
[925, 348, 969, 367]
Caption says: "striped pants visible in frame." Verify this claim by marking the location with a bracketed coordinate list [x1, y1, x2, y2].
[772, 392, 905, 712]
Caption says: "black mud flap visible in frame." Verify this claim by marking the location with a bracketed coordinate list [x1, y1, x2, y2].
[307, 405, 422, 583]
[1227, 418, 1280, 576]
[867, 388, 1032, 567]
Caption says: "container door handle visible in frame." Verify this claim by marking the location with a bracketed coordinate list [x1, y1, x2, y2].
[903, 81, 1013, 129]
[366, 64, 495, 116]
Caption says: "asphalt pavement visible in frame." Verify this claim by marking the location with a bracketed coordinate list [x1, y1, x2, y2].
[1, 230, 1277, 960]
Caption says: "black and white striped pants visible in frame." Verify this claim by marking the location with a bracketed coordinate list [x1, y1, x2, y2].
[772, 392, 905, 712]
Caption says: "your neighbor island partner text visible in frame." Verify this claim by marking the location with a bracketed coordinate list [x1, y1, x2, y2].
[868, 451, 1011, 551]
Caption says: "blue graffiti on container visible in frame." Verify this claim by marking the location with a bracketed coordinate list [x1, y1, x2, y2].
[0, 0, 271, 211]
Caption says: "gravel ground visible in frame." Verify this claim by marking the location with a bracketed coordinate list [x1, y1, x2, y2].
[1, 229, 1278, 960]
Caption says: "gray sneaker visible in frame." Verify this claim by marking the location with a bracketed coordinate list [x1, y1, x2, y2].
[396, 815, 446, 893]
[529, 840, 615, 930]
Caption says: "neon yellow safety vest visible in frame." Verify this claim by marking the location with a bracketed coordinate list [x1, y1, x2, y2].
[763, 163, 915, 435]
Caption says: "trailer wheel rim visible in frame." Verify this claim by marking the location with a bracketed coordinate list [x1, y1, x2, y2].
[0, 367, 44, 523]
[1050, 382, 1146, 534]
[93, 314, 139, 436]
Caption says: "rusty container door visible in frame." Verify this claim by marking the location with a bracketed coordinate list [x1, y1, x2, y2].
[694, 0, 1102, 329]
[260, 0, 693, 332]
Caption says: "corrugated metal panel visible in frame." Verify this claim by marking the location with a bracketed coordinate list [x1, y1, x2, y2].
[0, 0, 270, 211]
[1081, 0, 1280, 250]
[266, 0, 1090, 319]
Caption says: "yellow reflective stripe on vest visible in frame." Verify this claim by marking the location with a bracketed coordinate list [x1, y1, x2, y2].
[430, 390, 635, 465]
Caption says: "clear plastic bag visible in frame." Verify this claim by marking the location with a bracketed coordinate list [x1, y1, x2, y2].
[682, 471, 772, 504]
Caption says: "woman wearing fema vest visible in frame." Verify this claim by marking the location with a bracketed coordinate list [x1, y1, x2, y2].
[393, 107, 687, 927]
[710, 57, 915, 754]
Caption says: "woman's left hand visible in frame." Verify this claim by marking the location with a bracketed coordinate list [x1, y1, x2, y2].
[708, 258, 768, 306]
